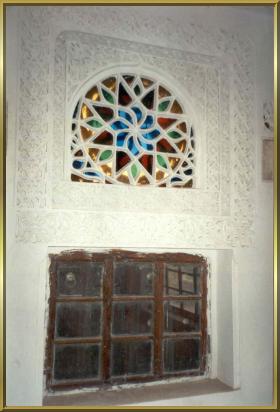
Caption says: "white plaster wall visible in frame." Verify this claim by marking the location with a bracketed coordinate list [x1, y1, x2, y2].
[216, 250, 235, 388]
[6, 5, 274, 407]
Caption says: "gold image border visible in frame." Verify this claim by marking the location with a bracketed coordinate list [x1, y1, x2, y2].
[0, 0, 277, 410]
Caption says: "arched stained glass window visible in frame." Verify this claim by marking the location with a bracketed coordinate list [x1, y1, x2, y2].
[71, 74, 195, 187]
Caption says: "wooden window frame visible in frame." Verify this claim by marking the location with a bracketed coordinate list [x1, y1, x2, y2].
[45, 250, 208, 391]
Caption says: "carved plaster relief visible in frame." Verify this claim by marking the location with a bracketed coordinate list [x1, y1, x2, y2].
[52, 31, 227, 213]
[52, 32, 225, 209]
[16, 210, 252, 249]
[15, 7, 256, 247]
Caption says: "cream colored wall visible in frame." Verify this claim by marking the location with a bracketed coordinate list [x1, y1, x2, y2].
[6, 5, 273, 406]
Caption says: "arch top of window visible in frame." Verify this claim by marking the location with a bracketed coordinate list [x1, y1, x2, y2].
[70, 72, 196, 188]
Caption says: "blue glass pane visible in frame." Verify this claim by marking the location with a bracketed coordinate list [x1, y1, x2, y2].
[142, 130, 161, 140]
[117, 132, 128, 147]
[140, 115, 154, 130]
[83, 171, 101, 177]
[127, 137, 139, 155]
[73, 160, 84, 169]
[137, 137, 153, 151]
[131, 106, 142, 123]
[111, 121, 129, 130]
[171, 176, 182, 183]
[118, 110, 133, 124]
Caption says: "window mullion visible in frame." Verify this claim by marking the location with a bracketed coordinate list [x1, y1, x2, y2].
[154, 261, 164, 378]
[102, 257, 113, 382]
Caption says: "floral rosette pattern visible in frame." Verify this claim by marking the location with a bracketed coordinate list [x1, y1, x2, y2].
[71, 74, 195, 187]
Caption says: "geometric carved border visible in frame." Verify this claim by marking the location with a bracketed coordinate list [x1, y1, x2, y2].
[52, 31, 229, 215]
[15, 210, 253, 248]
[15, 7, 255, 247]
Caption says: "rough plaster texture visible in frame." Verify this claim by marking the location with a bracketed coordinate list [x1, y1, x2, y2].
[6, 5, 273, 407]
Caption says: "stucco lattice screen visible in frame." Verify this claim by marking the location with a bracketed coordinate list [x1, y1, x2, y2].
[71, 74, 195, 187]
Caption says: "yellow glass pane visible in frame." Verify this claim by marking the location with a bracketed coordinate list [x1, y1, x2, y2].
[123, 75, 135, 85]
[171, 100, 183, 114]
[102, 77, 116, 92]
[71, 174, 92, 183]
[156, 169, 168, 180]
[177, 122, 187, 133]
[81, 104, 93, 119]
[73, 149, 83, 157]
[176, 140, 187, 153]
[117, 171, 129, 184]
[86, 86, 100, 102]
[80, 126, 94, 140]
[169, 157, 180, 169]
[88, 148, 99, 161]
[158, 86, 171, 98]
[100, 163, 112, 176]
[141, 78, 153, 88]
[138, 173, 150, 185]
[183, 180, 193, 188]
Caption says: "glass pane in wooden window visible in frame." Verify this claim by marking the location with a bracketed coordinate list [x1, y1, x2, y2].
[113, 262, 155, 295]
[164, 263, 201, 296]
[54, 343, 100, 381]
[111, 340, 152, 376]
[112, 302, 153, 335]
[164, 338, 200, 372]
[164, 300, 201, 333]
[57, 261, 103, 297]
[55, 302, 101, 338]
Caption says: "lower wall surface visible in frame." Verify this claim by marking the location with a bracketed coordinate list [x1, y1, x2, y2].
[5, 232, 273, 406]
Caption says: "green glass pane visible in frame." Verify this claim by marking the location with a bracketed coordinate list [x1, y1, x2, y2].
[100, 150, 112, 161]
[158, 101, 170, 112]
[134, 85, 141, 96]
[168, 131, 181, 139]
[131, 163, 139, 178]
[157, 155, 167, 169]
[102, 89, 114, 104]
[87, 119, 103, 128]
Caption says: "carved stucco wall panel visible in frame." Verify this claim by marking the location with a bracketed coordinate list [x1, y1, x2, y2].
[52, 183, 221, 215]
[16, 210, 236, 248]
[16, 8, 51, 209]
[15, 6, 256, 248]
[52, 30, 224, 216]
[205, 67, 220, 192]
[219, 65, 231, 216]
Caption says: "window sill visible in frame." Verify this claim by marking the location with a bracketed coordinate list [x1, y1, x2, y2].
[43, 378, 233, 406]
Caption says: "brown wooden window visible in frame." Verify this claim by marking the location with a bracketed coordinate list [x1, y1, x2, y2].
[45, 251, 208, 390]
